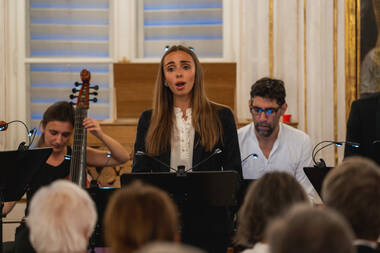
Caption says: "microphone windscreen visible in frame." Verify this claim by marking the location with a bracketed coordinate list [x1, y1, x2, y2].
[0, 121, 8, 131]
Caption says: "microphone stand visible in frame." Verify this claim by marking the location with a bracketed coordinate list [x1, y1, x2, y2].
[0, 120, 35, 149]
[135, 148, 222, 177]
[183, 148, 222, 174]
[312, 141, 360, 167]
[135, 151, 177, 173]
[241, 153, 258, 164]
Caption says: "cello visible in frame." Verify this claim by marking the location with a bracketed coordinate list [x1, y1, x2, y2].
[69, 69, 98, 188]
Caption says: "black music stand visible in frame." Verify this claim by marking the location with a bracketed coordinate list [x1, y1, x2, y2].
[121, 171, 240, 251]
[304, 166, 333, 197]
[0, 148, 52, 253]
[87, 187, 116, 249]
[236, 179, 256, 209]
[87, 171, 240, 248]
[121, 171, 240, 206]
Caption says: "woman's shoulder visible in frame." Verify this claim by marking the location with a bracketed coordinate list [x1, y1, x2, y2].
[137, 109, 153, 124]
[211, 103, 235, 120]
[140, 109, 153, 118]
[211, 102, 233, 114]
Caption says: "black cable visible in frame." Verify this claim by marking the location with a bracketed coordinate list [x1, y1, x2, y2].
[312, 140, 359, 166]
[4, 120, 31, 147]
[312, 141, 332, 165]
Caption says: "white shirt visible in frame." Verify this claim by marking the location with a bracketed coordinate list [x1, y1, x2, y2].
[238, 122, 315, 199]
[241, 242, 269, 253]
[170, 107, 195, 172]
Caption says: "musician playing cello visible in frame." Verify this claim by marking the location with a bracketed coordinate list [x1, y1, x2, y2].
[3, 101, 129, 253]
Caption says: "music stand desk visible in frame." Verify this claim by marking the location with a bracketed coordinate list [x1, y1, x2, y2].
[304, 166, 333, 197]
[88, 171, 240, 248]
[0, 148, 52, 253]
[121, 170, 240, 207]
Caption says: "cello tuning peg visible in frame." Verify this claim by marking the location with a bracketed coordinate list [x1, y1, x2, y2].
[74, 82, 81, 87]
[90, 98, 98, 103]
[70, 94, 78, 99]
[72, 88, 79, 93]
[89, 92, 98, 96]
[69, 101, 75, 106]
[90, 85, 99, 90]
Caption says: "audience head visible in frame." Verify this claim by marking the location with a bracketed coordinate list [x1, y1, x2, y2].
[135, 242, 206, 253]
[266, 204, 355, 253]
[322, 156, 380, 241]
[104, 181, 179, 253]
[27, 180, 97, 253]
[234, 171, 308, 248]
[249, 77, 287, 137]
[38, 101, 75, 151]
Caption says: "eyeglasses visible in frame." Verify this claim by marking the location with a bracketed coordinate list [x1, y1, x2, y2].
[250, 105, 281, 117]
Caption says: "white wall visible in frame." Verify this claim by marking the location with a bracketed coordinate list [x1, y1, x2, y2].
[0, 0, 28, 151]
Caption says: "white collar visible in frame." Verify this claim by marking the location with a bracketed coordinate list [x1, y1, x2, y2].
[354, 239, 378, 249]
[174, 107, 192, 117]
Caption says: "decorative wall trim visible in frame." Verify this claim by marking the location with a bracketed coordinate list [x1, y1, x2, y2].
[334, 0, 338, 163]
[303, 0, 308, 133]
[345, 0, 359, 119]
[269, 0, 274, 77]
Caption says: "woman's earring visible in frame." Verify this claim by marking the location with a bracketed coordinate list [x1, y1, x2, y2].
[164, 81, 169, 87]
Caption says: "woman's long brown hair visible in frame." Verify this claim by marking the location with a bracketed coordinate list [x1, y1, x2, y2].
[145, 45, 223, 156]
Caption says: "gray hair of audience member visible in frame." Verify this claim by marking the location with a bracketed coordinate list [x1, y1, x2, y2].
[266, 204, 355, 253]
[322, 156, 380, 241]
[27, 180, 97, 253]
[234, 171, 308, 248]
[135, 242, 206, 253]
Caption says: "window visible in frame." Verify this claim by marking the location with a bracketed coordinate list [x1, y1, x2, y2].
[27, 0, 111, 129]
[138, 0, 223, 58]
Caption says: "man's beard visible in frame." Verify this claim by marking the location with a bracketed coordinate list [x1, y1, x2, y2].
[254, 122, 274, 137]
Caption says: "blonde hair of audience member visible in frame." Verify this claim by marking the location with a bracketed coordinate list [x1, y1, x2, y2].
[234, 172, 308, 249]
[266, 204, 355, 253]
[135, 242, 206, 253]
[104, 181, 179, 253]
[322, 156, 380, 241]
[145, 45, 224, 156]
[27, 180, 97, 253]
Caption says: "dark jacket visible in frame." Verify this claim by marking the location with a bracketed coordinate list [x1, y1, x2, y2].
[345, 92, 380, 165]
[132, 106, 242, 176]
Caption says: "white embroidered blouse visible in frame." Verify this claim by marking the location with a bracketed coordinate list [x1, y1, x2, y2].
[170, 107, 195, 172]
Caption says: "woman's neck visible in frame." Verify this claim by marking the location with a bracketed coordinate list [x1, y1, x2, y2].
[174, 96, 191, 119]
[45, 145, 67, 166]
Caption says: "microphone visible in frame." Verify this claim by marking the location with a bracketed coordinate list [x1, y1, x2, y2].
[184, 148, 222, 173]
[135, 151, 177, 173]
[0, 121, 8, 131]
[241, 153, 258, 164]
[312, 141, 360, 168]
[0, 120, 34, 149]
[373, 140, 380, 145]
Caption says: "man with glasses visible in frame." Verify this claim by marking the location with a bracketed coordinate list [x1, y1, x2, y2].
[238, 77, 316, 200]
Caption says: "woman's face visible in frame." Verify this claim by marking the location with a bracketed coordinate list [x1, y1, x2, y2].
[41, 120, 73, 153]
[163, 50, 196, 100]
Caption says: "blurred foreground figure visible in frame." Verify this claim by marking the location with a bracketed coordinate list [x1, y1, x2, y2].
[27, 180, 97, 253]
